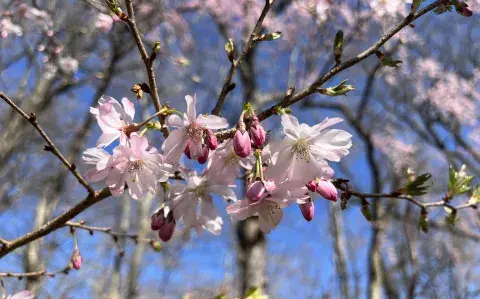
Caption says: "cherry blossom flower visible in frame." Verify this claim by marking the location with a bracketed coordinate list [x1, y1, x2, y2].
[168, 168, 236, 234]
[107, 134, 173, 199]
[90, 96, 136, 147]
[58, 56, 79, 74]
[264, 114, 352, 182]
[18, 4, 53, 31]
[0, 18, 23, 38]
[163, 94, 228, 163]
[82, 147, 117, 182]
[226, 180, 308, 233]
[6, 291, 34, 299]
[204, 139, 254, 186]
[95, 13, 113, 33]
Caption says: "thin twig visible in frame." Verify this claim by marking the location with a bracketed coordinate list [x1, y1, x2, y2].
[123, 0, 169, 137]
[65, 221, 158, 245]
[0, 188, 111, 259]
[0, 265, 72, 278]
[211, 0, 276, 116]
[0, 91, 94, 194]
[256, 0, 443, 122]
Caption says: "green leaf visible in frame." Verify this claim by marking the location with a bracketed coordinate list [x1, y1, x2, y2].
[225, 38, 234, 62]
[261, 31, 282, 41]
[419, 211, 428, 233]
[319, 79, 355, 96]
[333, 30, 344, 64]
[402, 172, 432, 196]
[361, 200, 372, 222]
[244, 287, 267, 299]
[468, 186, 480, 205]
[411, 0, 425, 14]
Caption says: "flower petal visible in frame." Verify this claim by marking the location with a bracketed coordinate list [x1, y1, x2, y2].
[96, 132, 120, 148]
[196, 114, 229, 129]
[121, 97, 135, 123]
[166, 114, 185, 128]
[185, 94, 197, 123]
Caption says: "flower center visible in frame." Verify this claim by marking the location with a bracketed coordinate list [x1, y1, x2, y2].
[127, 160, 145, 181]
[291, 138, 310, 162]
[186, 122, 204, 141]
[194, 185, 207, 198]
[225, 151, 240, 166]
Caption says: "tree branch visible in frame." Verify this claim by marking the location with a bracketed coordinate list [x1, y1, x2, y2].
[0, 91, 94, 194]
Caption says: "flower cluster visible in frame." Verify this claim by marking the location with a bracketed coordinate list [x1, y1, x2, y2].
[83, 94, 352, 240]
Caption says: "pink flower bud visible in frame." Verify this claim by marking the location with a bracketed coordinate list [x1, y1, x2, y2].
[71, 249, 82, 270]
[151, 208, 165, 231]
[249, 116, 266, 147]
[299, 201, 314, 222]
[454, 1, 473, 17]
[246, 181, 265, 202]
[158, 211, 176, 242]
[306, 180, 317, 192]
[184, 142, 192, 159]
[205, 129, 218, 150]
[233, 125, 251, 158]
[316, 179, 337, 202]
[197, 145, 209, 165]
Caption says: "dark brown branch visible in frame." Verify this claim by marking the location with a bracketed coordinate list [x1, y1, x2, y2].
[0, 188, 111, 259]
[0, 91, 94, 195]
[0, 265, 72, 278]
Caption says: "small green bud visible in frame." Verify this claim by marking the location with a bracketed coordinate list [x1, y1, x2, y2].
[334, 30, 344, 64]
[361, 199, 372, 221]
[225, 38, 234, 62]
[318, 79, 355, 96]
[256, 31, 282, 41]
[150, 241, 162, 252]
[152, 41, 161, 54]
[419, 209, 428, 233]
[448, 165, 474, 198]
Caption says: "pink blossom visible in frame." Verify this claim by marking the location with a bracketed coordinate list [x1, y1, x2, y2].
[249, 116, 266, 147]
[299, 200, 314, 222]
[0, 18, 23, 38]
[226, 180, 308, 233]
[233, 120, 252, 158]
[95, 13, 113, 33]
[264, 114, 352, 182]
[246, 180, 266, 202]
[58, 56, 79, 73]
[168, 169, 236, 234]
[71, 249, 82, 270]
[197, 145, 209, 165]
[204, 139, 254, 186]
[205, 129, 218, 150]
[315, 179, 338, 202]
[90, 96, 136, 147]
[107, 135, 173, 199]
[163, 94, 228, 163]
[6, 291, 34, 299]
[82, 147, 117, 182]
[18, 5, 53, 31]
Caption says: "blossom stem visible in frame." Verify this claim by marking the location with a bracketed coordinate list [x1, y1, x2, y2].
[135, 107, 169, 129]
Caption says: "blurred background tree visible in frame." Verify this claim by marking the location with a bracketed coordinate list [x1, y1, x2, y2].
[0, 0, 479, 298]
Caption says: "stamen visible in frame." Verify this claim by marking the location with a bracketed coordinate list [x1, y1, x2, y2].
[291, 138, 310, 162]
[185, 122, 204, 141]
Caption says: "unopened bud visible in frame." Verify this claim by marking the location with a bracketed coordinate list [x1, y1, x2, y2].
[316, 179, 338, 202]
[319, 79, 355, 96]
[453, 0, 473, 17]
[246, 181, 266, 202]
[205, 129, 218, 150]
[71, 249, 82, 270]
[158, 211, 176, 242]
[306, 180, 317, 192]
[184, 141, 192, 159]
[151, 208, 165, 231]
[197, 145, 209, 165]
[299, 200, 314, 222]
[249, 116, 266, 147]
[233, 122, 251, 158]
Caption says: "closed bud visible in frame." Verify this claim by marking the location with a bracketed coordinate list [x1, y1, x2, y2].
[71, 249, 82, 270]
[306, 180, 317, 192]
[205, 129, 218, 150]
[316, 179, 338, 202]
[197, 145, 209, 165]
[158, 211, 176, 242]
[246, 181, 265, 202]
[453, 1, 473, 17]
[249, 116, 266, 147]
[233, 122, 252, 158]
[299, 200, 314, 222]
[151, 208, 165, 231]
[184, 141, 192, 159]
